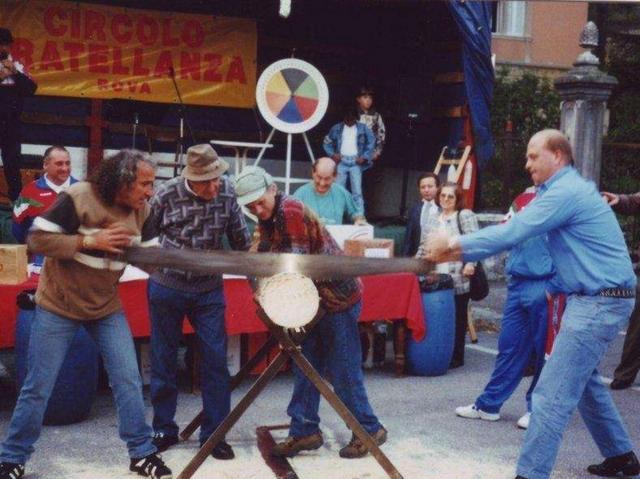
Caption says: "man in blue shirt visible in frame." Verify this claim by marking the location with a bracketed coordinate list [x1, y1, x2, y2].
[425, 129, 639, 479]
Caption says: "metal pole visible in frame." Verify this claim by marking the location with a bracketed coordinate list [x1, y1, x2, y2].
[255, 128, 277, 165]
[302, 131, 315, 165]
[285, 133, 292, 194]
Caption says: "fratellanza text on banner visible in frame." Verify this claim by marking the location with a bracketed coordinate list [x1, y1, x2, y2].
[0, 0, 257, 108]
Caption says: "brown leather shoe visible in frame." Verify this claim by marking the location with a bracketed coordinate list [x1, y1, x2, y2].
[339, 427, 388, 459]
[271, 432, 324, 458]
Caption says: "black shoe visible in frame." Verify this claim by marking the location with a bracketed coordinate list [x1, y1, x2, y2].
[610, 378, 634, 390]
[129, 453, 172, 478]
[152, 432, 179, 453]
[515, 476, 528, 479]
[209, 440, 235, 460]
[449, 358, 464, 369]
[0, 462, 25, 479]
[587, 451, 640, 477]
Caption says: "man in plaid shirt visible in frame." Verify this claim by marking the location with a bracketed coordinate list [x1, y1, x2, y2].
[234, 166, 388, 460]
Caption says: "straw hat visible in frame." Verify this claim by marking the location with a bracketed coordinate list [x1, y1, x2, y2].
[181, 144, 229, 182]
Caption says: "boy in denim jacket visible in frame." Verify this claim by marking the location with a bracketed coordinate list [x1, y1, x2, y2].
[323, 108, 375, 213]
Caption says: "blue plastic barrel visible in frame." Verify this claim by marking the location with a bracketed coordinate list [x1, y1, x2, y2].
[15, 294, 99, 425]
[406, 288, 456, 376]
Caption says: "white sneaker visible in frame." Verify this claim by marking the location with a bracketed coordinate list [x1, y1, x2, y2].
[517, 412, 531, 429]
[455, 404, 500, 421]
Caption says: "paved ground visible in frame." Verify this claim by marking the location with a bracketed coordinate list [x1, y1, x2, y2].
[0, 281, 638, 479]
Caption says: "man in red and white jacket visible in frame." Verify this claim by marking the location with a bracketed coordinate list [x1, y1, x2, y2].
[12, 145, 77, 244]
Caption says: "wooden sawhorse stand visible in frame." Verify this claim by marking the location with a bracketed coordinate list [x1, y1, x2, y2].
[176, 308, 404, 479]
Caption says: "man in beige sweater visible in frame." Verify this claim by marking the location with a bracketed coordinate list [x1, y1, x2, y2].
[0, 150, 172, 479]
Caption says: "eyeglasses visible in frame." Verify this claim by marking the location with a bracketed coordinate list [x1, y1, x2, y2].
[440, 193, 456, 200]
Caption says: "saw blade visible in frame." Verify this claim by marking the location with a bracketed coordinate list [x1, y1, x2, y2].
[124, 246, 433, 279]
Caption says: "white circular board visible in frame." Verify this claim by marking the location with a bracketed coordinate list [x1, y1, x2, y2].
[256, 58, 329, 134]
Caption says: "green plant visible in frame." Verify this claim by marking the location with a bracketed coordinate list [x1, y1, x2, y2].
[482, 68, 560, 210]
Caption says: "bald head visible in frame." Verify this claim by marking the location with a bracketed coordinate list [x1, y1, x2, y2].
[312, 157, 337, 194]
[531, 129, 574, 165]
[314, 157, 336, 176]
[526, 129, 574, 185]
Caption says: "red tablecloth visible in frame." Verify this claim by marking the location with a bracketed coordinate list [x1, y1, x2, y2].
[0, 272, 425, 349]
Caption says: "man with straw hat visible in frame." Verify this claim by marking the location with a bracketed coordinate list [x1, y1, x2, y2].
[147, 144, 251, 460]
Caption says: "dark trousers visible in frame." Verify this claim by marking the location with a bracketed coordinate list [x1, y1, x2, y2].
[453, 293, 471, 364]
[0, 118, 23, 201]
[148, 280, 230, 445]
[613, 297, 640, 384]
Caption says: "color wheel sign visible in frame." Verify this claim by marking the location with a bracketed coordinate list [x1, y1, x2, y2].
[256, 59, 329, 134]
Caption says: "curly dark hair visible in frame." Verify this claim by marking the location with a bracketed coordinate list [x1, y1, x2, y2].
[90, 149, 155, 205]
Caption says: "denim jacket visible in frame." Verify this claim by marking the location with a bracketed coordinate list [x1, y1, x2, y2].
[322, 121, 376, 170]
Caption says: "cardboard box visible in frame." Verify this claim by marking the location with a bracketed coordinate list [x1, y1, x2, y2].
[0, 245, 28, 285]
[325, 224, 374, 250]
[344, 238, 394, 258]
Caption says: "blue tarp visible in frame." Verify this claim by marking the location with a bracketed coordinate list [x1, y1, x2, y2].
[447, 0, 495, 167]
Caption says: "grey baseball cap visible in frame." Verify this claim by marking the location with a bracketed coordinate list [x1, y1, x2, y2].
[234, 166, 274, 205]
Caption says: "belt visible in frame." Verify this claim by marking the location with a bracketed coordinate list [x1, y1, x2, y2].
[596, 287, 635, 298]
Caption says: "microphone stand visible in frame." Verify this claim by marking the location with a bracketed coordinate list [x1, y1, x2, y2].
[399, 113, 418, 217]
[132, 112, 139, 149]
[168, 66, 196, 177]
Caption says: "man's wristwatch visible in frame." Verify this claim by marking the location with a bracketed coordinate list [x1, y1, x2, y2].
[82, 235, 97, 249]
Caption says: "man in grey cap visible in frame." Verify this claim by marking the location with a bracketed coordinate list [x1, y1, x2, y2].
[234, 166, 387, 459]
[147, 144, 251, 460]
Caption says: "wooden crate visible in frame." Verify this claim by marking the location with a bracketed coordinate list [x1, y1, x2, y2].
[0, 244, 28, 284]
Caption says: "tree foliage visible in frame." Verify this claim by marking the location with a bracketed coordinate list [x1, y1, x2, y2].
[482, 68, 560, 210]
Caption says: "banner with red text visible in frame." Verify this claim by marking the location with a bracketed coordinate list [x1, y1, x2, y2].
[0, 0, 257, 107]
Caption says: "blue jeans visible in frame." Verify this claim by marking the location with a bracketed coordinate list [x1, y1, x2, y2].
[148, 280, 229, 445]
[475, 278, 548, 413]
[516, 294, 635, 479]
[336, 155, 364, 214]
[287, 301, 382, 438]
[0, 306, 155, 464]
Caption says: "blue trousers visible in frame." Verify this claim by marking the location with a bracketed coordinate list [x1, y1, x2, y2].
[148, 280, 230, 445]
[475, 278, 548, 413]
[0, 306, 155, 464]
[336, 155, 364, 214]
[516, 294, 635, 479]
[287, 301, 382, 438]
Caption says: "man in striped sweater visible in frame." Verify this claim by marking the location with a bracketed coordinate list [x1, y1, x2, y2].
[147, 144, 251, 460]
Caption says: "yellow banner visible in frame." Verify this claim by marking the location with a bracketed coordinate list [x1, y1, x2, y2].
[0, 0, 257, 108]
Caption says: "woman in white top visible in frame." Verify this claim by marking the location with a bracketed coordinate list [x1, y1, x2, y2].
[417, 181, 479, 369]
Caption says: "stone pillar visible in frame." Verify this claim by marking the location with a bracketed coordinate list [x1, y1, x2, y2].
[554, 22, 617, 187]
